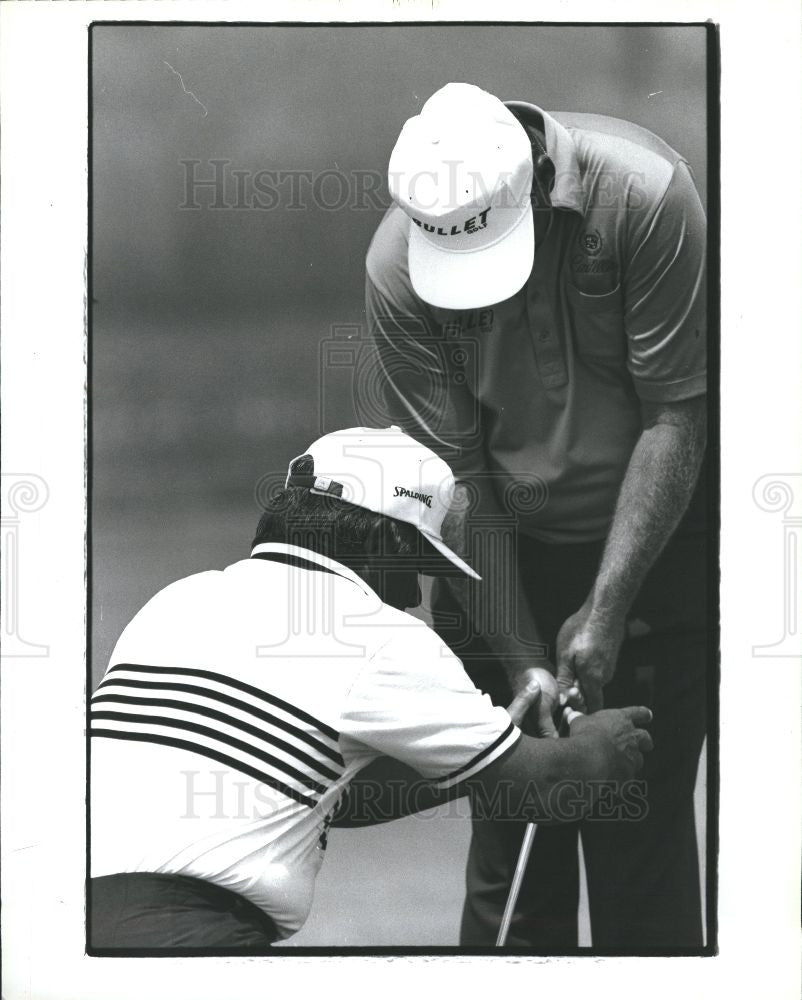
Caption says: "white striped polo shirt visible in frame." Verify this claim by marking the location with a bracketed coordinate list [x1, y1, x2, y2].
[90, 542, 519, 939]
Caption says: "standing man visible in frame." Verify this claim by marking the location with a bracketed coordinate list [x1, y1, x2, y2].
[365, 83, 708, 949]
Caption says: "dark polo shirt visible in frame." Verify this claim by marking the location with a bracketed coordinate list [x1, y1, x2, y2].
[366, 102, 707, 543]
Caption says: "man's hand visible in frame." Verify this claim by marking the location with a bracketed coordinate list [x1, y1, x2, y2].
[556, 396, 706, 715]
[467, 704, 654, 822]
[506, 666, 561, 737]
[556, 602, 626, 714]
[570, 706, 654, 781]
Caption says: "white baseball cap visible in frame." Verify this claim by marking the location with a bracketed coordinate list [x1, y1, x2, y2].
[285, 426, 480, 579]
[388, 82, 534, 310]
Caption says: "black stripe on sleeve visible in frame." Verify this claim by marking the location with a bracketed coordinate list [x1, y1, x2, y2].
[91, 711, 328, 795]
[107, 662, 340, 742]
[431, 721, 518, 785]
[91, 693, 341, 781]
[96, 675, 343, 766]
[90, 728, 318, 809]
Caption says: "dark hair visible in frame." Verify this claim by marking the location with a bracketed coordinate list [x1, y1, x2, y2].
[253, 455, 420, 565]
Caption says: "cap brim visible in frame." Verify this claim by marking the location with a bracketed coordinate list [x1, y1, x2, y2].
[418, 528, 481, 580]
[407, 205, 534, 310]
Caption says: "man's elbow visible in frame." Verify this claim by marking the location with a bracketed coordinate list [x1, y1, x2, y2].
[640, 394, 708, 477]
[640, 394, 707, 433]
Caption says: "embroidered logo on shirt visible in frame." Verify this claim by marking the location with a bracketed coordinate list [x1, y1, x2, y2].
[394, 487, 433, 508]
[581, 229, 603, 255]
[572, 228, 615, 274]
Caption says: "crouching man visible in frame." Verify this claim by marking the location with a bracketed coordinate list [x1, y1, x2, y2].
[89, 426, 652, 951]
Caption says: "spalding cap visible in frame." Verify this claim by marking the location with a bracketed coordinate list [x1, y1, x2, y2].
[285, 426, 480, 579]
[388, 82, 534, 310]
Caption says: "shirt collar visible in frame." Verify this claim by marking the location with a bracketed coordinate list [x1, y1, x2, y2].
[505, 100, 584, 215]
[249, 541, 376, 598]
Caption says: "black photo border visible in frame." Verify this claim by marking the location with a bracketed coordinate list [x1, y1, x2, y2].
[85, 18, 720, 960]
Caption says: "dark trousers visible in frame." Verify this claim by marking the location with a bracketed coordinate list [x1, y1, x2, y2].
[89, 872, 278, 952]
[431, 529, 709, 952]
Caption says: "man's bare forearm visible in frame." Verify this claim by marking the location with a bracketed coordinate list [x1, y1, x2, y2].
[441, 483, 553, 687]
[590, 396, 707, 621]
[332, 758, 462, 827]
[335, 709, 654, 827]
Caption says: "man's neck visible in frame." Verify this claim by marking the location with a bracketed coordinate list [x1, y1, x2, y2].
[508, 111, 555, 247]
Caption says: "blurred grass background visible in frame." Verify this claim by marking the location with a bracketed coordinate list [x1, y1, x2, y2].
[91, 23, 709, 947]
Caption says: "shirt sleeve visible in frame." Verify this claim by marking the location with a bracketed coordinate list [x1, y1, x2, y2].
[338, 621, 521, 790]
[364, 209, 485, 477]
[624, 160, 707, 402]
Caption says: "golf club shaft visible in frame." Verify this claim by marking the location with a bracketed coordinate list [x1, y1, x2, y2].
[496, 707, 583, 947]
[495, 821, 537, 946]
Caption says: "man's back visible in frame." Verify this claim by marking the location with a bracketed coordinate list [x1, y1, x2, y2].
[92, 545, 411, 935]
[91, 543, 517, 938]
